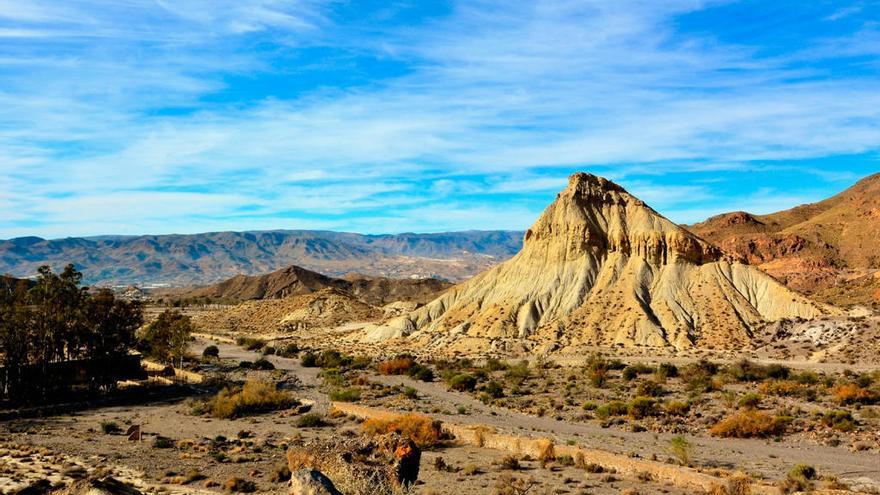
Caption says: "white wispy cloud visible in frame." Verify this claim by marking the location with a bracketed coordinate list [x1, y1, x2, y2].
[0, 0, 878, 238]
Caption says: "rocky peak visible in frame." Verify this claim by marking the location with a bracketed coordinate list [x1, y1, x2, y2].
[524, 173, 721, 265]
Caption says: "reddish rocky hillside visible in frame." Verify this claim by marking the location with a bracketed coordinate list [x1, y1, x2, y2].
[690, 173, 880, 307]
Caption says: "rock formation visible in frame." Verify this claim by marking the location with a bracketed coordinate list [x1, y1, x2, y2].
[364, 173, 832, 351]
[690, 173, 880, 305]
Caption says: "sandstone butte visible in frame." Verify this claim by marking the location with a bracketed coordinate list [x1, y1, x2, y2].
[363, 173, 837, 352]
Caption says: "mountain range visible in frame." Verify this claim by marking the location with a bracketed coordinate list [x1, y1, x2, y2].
[0, 230, 522, 286]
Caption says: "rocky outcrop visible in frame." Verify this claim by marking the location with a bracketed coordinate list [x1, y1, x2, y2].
[364, 173, 833, 351]
[691, 173, 880, 305]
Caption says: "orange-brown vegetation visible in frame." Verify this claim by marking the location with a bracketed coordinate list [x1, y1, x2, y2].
[362, 414, 443, 448]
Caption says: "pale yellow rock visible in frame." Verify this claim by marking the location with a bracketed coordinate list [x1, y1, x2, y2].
[364, 173, 836, 351]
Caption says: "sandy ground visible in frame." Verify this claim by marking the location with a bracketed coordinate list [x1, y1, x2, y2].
[1, 339, 878, 494]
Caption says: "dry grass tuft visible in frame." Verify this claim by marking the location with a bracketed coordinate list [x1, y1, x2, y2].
[362, 414, 443, 449]
[207, 380, 296, 419]
[708, 410, 787, 438]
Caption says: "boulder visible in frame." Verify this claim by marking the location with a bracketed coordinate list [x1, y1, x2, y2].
[288, 469, 341, 495]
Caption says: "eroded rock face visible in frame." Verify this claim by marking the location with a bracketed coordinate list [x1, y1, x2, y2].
[365, 173, 833, 351]
[690, 172, 880, 305]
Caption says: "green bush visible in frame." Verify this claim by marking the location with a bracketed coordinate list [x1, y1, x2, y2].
[206, 380, 297, 419]
[483, 380, 505, 398]
[328, 387, 361, 402]
[821, 410, 856, 432]
[635, 380, 665, 397]
[300, 352, 319, 367]
[657, 362, 679, 378]
[153, 436, 174, 449]
[100, 420, 121, 434]
[202, 345, 220, 359]
[738, 393, 762, 410]
[408, 364, 435, 382]
[236, 337, 266, 351]
[296, 413, 327, 428]
[595, 400, 627, 420]
[252, 357, 275, 370]
[627, 396, 657, 419]
[278, 343, 299, 358]
[447, 373, 478, 392]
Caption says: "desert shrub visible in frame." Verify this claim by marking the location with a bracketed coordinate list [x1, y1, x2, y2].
[300, 352, 319, 367]
[402, 386, 418, 399]
[504, 361, 531, 386]
[377, 357, 415, 375]
[362, 414, 443, 448]
[269, 464, 291, 483]
[261, 346, 275, 355]
[856, 373, 874, 388]
[622, 363, 654, 381]
[832, 384, 877, 405]
[238, 360, 253, 369]
[100, 420, 121, 434]
[328, 387, 361, 402]
[636, 380, 665, 397]
[278, 343, 299, 358]
[296, 413, 327, 428]
[595, 400, 628, 420]
[236, 337, 265, 351]
[709, 410, 788, 438]
[462, 464, 480, 475]
[684, 359, 720, 393]
[584, 463, 606, 473]
[793, 370, 820, 385]
[585, 354, 611, 387]
[483, 358, 508, 372]
[207, 379, 296, 419]
[758, 380, 815, 400]
[821, 410, 856, 432]
[499, 455, 521, 470]
[627, 396, 657, 419]
[779, 464, 816, 494]
[223, 477, 257, 493]
[202, 345, 220, 359]
[447, 373, 478, 392]
[665, 401, 690, 417]
[153, 436, 174, 449]
[319, 349, 352, 369]
[252, 357, 275, 370]
[737, 393, 762, 410]
[556, 454, 575, 467]
[657, 362, 679, 378]
[725, 472, 753, 495]
[408, 364, 435, 382]
[668, 435, 692, 465]
[482, 381, 505, 399]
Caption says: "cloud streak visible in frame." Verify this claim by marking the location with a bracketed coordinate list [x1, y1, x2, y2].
[0, 0, 878, 238]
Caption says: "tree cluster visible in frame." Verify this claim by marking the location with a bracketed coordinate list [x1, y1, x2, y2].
[0, 265, 143, 402]
[138, 309, 194, 367]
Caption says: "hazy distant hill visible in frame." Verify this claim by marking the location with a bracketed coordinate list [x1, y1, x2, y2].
[0, 230, 523, 287]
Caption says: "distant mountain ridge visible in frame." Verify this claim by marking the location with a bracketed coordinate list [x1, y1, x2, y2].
[0, 230, 523, 286]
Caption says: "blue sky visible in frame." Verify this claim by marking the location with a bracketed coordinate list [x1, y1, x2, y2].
[1, 0, 879, 239]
